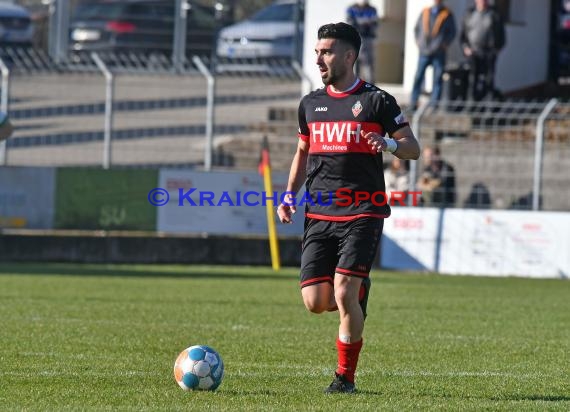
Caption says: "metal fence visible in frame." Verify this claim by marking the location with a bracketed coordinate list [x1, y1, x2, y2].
[0, 47, 569, 213]
[410, 99, 570, 212]
[0, 47, 303, 170]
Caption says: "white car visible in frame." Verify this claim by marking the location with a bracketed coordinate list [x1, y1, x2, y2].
[216, 0, 303, 60]
[0, 1, 34, 47]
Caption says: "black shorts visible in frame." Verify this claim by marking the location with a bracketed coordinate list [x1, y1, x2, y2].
[300, 217, 384, 288]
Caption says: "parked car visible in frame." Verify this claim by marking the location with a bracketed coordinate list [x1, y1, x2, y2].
[216, 0, 303, 60]
[69, 0, 220, 57]
[0, 1, 34, 48]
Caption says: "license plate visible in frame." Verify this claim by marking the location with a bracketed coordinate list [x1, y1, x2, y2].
[72, 29, 101, 42]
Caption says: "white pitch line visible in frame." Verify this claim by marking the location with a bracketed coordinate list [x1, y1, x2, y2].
[0, 368, 556, 380]
[227, 365, 555, 380]
[0, 370, 157, 377]
[378, 370, 555, 379]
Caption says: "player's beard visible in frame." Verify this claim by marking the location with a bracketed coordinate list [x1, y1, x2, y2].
[320, 63, 346, 86]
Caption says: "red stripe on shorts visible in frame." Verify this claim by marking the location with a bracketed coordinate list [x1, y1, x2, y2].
[300, 276, 333, 288]
[336, 267, 369, 278]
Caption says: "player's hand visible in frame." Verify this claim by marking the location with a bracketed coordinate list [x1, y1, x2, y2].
[277, 203, 296, 224]
[277, 192, 296, 224]
[362, 130, 387, 153]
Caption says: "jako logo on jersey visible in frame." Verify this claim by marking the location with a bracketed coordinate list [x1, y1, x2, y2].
[310, 122, 362, 143]
[352, 101, 363, 117]
[394, 112, 406, 125]
[315, 106, 328, 112]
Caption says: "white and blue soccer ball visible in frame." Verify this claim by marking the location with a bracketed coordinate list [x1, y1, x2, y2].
[174, 345, 224, 391]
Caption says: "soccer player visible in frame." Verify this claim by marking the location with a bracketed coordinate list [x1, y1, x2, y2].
[277, 22, 420, 393]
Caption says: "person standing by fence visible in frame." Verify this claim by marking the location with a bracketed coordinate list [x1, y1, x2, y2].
[460, 0, 506, 101]
[410, 0, 457, 110]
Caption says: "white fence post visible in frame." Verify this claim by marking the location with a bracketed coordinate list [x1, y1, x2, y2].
[533, 98, 558, 211]
[91, 53, 115, 170]
[0, 57, 10, 166]
[192, 56, 215, 172]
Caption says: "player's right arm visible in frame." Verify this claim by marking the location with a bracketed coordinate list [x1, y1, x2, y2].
[278, 139, 309, 224]
[278, 97, 311, 224]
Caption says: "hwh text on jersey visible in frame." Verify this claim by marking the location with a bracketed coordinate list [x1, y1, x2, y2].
[310, 121, 363, 143]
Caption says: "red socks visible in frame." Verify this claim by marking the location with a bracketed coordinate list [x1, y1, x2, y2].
[335, 338, 363, 383]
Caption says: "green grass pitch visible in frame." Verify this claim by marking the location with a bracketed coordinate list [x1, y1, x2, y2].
[1, 263, 569, 411]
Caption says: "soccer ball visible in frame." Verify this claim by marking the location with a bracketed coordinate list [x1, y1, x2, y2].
[173, 345, 224, 391]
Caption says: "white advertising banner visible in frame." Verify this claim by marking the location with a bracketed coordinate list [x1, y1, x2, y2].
[157, 170, 304, 236]
[381, 207, 443, 271]
[382, 207, 570, 279]
[439, 209, 570, 279]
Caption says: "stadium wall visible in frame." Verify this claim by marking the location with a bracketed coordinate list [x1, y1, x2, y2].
[2, 167, 569, 278]
[0, 231, 303, 266]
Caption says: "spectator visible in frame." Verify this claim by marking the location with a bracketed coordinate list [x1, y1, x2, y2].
[464, 182, 491, 209]
[417, 146, 456, 207]
[460, 0, 506, 101]
[410, 0, 457, 110]
[346, 0, 378, 83]
[384, 158, 410, 204]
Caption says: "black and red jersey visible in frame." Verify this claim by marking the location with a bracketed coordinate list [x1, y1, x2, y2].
[297, 79, 408, 221]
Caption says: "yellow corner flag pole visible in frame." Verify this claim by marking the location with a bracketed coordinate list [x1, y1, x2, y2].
[259, 136, 281, 270]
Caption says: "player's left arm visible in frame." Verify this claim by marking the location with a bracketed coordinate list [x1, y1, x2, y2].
[363, 92, 420, 160]
[390, 125, 420, 160]
[378, 92, 419, 159]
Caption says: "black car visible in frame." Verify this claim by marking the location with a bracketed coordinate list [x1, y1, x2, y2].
[69, 0, 219, 57]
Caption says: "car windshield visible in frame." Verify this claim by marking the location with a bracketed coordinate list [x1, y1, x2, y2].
[250, 3, 294, 22]
[73, 3, 125, 20]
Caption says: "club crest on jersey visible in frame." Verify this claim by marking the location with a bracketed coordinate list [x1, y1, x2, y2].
[352, 101, 363, 117]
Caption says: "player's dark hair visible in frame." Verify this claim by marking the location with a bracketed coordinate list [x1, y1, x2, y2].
[318, 22, 361, 59]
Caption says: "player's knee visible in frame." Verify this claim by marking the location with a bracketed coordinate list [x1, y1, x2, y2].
[301, 282, 333, 314]
[334, 286, 351, 308]
[334, 281, 359, 308]
[303, 296, 328, 314]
